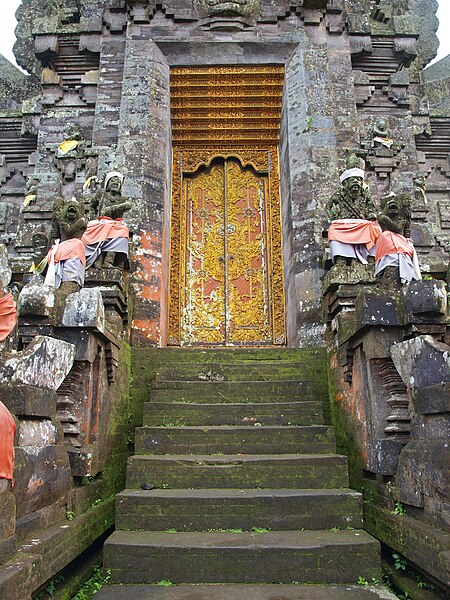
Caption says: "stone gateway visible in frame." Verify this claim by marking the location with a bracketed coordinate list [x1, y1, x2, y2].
[0, 1, 448, 598]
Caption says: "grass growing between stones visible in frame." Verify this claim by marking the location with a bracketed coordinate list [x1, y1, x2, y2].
[70, 565, 110, 599]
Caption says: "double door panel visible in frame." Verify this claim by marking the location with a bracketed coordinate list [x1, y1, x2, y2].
[181, 158, 272, 346]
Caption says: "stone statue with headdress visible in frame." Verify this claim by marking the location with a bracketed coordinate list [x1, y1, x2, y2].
[327, 154, 381, 265]
[82, 171, 133, 269]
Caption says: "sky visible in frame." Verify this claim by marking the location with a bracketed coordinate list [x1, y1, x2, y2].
[0, 0, 448, 71]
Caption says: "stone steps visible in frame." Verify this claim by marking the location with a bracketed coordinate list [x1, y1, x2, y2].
[134, 347, 327, 364]
[154, 362, 322, 381]
[134, 425, 336, 455]
[126, 453, 349, 490]
[102, 349, 383, 594]
[104, 530, 380, 585]
[95, 583, 397, 600]
[115, 488, 363, 531]
[143, 401, 324, 426]
[150, 380, 322, 402]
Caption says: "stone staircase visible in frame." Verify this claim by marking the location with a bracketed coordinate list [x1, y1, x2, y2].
[97, 349, 395, 599]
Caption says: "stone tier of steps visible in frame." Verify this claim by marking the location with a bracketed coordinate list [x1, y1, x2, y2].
[98, 349, 394, 599]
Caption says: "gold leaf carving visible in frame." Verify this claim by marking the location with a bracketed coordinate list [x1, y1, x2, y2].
[168, 66, 286, 346]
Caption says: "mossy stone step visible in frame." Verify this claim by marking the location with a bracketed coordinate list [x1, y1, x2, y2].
[115, 488, 363, 532]
[126, 454, 349, 490]
[143, 401, 324, 426]
[95, 583, 398, 600]
[104, 530, 380, 585]
[133, 347, 327, 366]
[154, 362, 325, 382]
[150, 380, 323, 402]
[134, 425, 336, 455]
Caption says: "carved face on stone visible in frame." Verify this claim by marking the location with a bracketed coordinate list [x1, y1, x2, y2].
[380, 192, 411, 222]
[343, 176, 363, 200]
[32, 232, 48, 249]
[106, 176, 123, 194]
[194, 0, 260, 19]
[60, 200, 84, 223]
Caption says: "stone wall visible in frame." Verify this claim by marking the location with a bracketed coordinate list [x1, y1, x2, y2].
[323, 266, 449, 591]
[0, 269, 131, 599]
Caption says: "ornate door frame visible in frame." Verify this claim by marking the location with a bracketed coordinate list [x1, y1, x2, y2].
[168, 148, 285, 346]
[167, 65, 286, 347]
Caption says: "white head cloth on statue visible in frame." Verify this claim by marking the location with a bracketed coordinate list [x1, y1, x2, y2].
[339, 168, 365, 183]
[104, 171, 125, 190]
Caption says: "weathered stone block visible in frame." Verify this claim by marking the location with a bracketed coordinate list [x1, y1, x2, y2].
[413, 383, 450, 414]
[322, 261, 376, 295]
[16, 419, 62, 448]
[0, 244, 11, 287]
[13, 446, 72, 518]
[62, 288, 105, 332]
[0, 384, 57, 418]
[17, 275, 55, 317]
[67, 445, 101, 478]
[391, 335, 450, 391]
[402, 279, 448, 316]
[0, 336, 76, 390]
[0, 488, 15, 542]
[0, 533, 17, 564]
[372, 438, 405, 476]
[355, 289, 403, 327]
[397, 441, 450, 516]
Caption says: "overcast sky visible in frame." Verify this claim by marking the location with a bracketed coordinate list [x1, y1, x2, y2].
[0, 0, 448, 70]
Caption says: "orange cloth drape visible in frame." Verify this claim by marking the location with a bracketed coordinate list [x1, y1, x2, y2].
[328, 219, 381, 249]
[0, 293, 17, 342]
[82, 217, 129, 245]
[48, 238, 86, 266]
[0, 400, 16, 481]
[375, 231, 414, 262]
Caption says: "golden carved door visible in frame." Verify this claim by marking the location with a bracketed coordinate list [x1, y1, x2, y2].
[169, 154, 285, 347]
[168, 65, 286, 346]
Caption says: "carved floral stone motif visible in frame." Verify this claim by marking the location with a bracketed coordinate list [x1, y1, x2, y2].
[194, 0, 260, 20]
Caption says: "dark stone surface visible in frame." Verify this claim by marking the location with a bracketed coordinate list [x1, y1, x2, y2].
[402, 279, 448, 316]
[355, 289, 403, 328]
[0, 384, 57, 418]
[373, 438, 405, 476]
[413, 382, 450, 414]
[95, 584, 398, 600]
[104, 529, 380, 585]
[115, 488, 363, 532]
[364, 504, 450, 589]
[396, 440, 450, 514]
[13, 445, 72, 519]
[0, 490, 15, 543]
[391, 335, 450, 390]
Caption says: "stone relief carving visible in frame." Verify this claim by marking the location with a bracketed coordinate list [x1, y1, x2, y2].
[194, 0, 260, 20]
